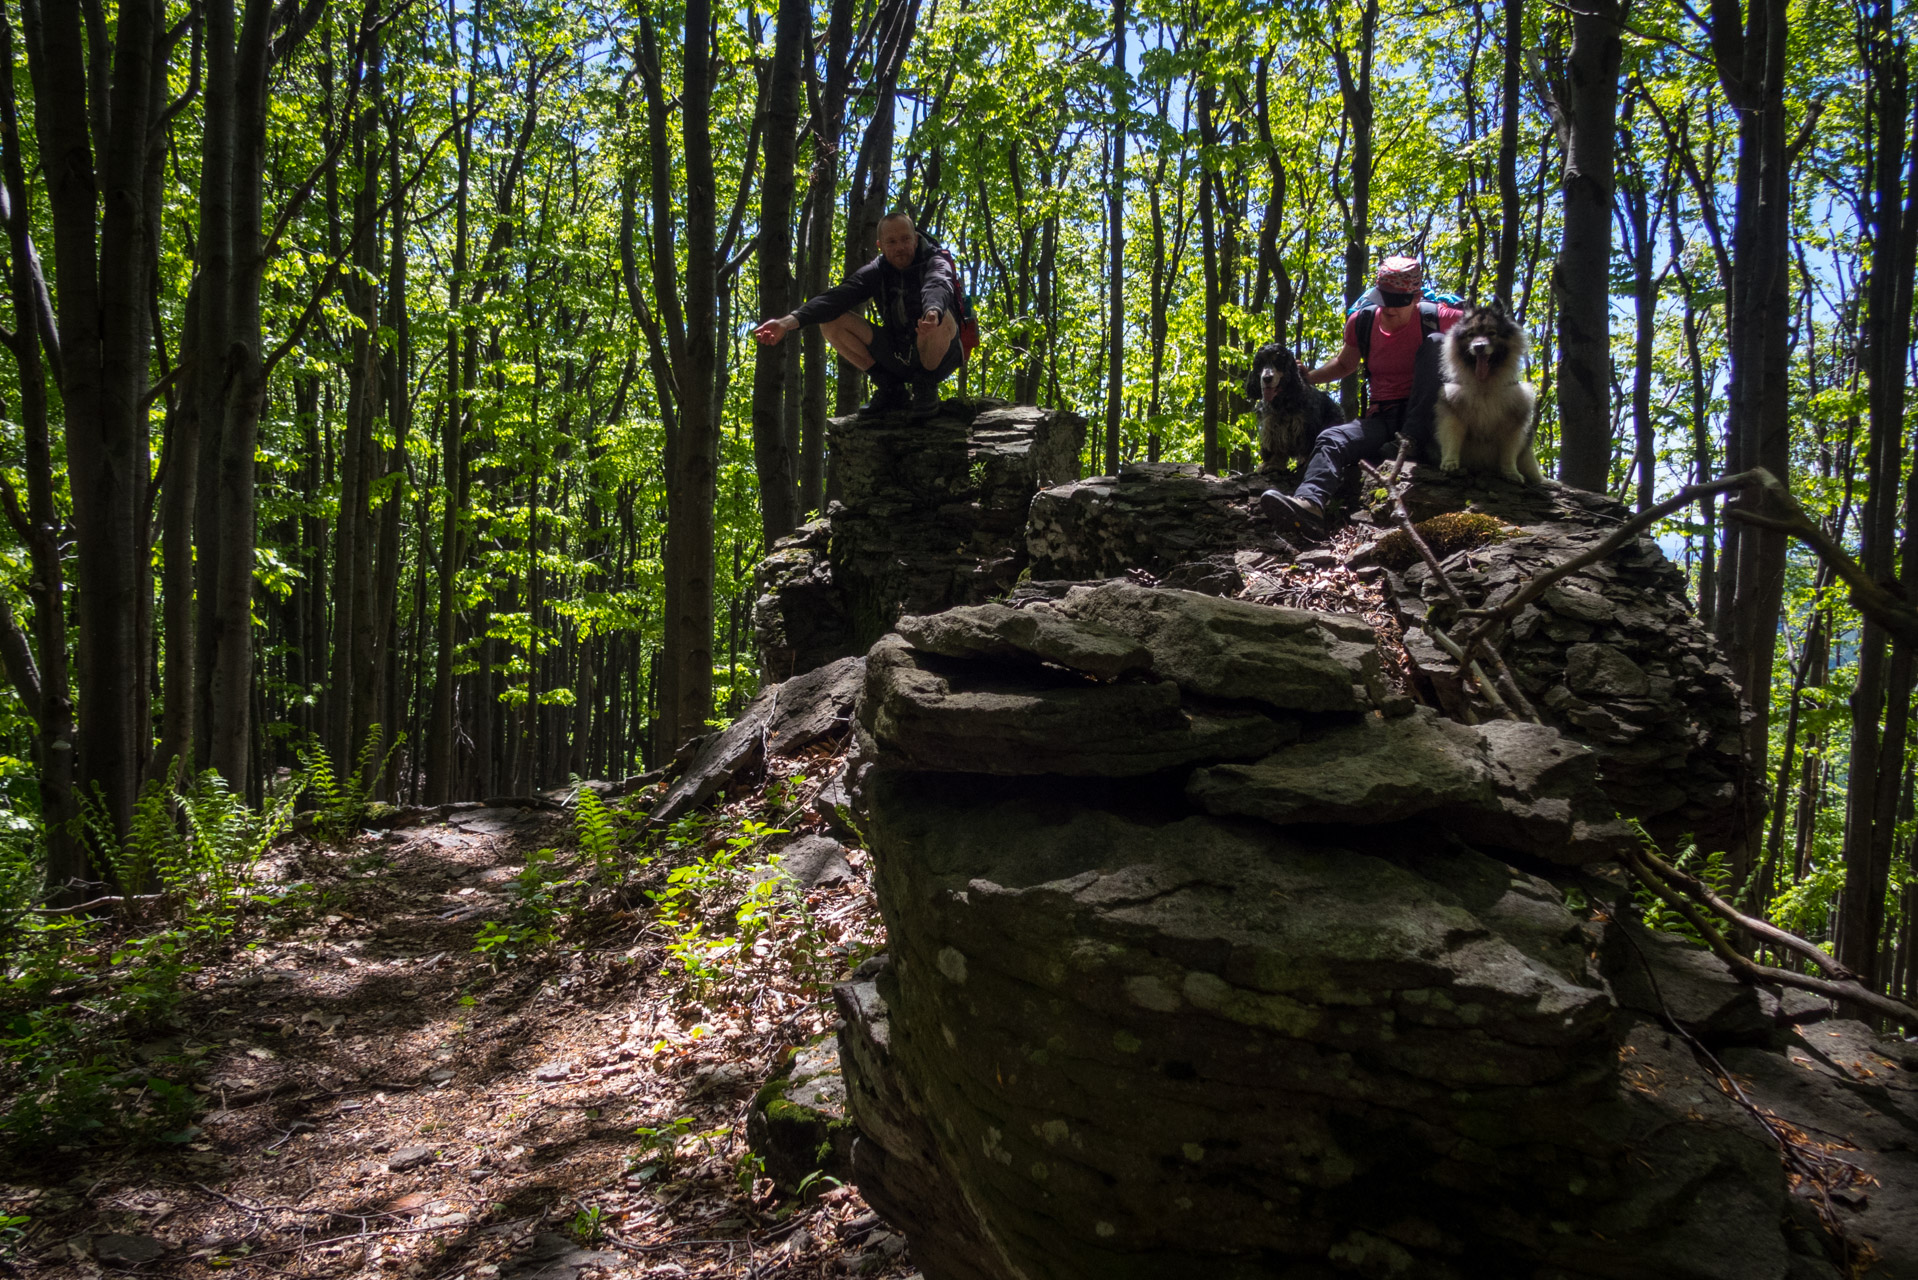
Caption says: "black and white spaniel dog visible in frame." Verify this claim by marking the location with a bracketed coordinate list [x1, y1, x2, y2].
[1244, 343, 1343, 472]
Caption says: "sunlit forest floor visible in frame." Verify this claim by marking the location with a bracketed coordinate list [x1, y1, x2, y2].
[0, 787, 914, 1279]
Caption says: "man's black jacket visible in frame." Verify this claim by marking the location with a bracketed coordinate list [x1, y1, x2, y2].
[791, 235, 958, 344]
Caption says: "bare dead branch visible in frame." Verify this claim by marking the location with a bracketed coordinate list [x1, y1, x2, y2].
[1624, 845, 1918, 1028]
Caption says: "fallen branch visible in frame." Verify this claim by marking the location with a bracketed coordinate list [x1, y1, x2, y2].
[1724, 484, 1918, 649]
[1609, 914, 1869, 1266]
[192, 1182, 402, 1224]
[25, 892, 164, 916]
[1360, 459, 1540, 723]
[1450, 468, 1771, 658]
[1623, 846, 1918, 1027]
[1631, 844, 1858, 983]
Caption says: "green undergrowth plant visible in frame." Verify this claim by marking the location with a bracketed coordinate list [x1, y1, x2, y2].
[464, 766, 856, 1002]
[472, 847, 564, 964]
[95, 763, 303, 943]
[0, 767, 311, 1155]
[1630, 827, 1740, 947]
[298, 726, 403, 841]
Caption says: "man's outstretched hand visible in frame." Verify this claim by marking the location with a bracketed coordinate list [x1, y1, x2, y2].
[753, 316, 797, 346]
[916, 309, 942, 337]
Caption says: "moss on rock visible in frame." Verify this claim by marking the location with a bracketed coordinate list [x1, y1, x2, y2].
[1373, 510, 1514, 572]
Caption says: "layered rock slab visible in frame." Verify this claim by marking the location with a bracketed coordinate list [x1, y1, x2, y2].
[859, 634, 1292, 777]
[1380, 465, 1752, 849]
[1025, 461, 1292, 581]
[830, 580, 1885, 1279]
[840, 776, 1848, 1279]
[1188, 708, 1639, 865]
[754, 400, 1084, 681]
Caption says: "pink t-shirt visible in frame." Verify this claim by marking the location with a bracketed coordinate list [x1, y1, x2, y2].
[1343, 304, 1464, 401]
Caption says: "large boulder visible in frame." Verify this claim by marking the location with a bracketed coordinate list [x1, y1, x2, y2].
[754, 400, 1085, 681]
[837, 765, 1897, 1278]
[1026, 462, 1291, 581]
[1379, 465, 1753, 850]
[823, 579, 1912, 1279]
[652, 655, 865, 823]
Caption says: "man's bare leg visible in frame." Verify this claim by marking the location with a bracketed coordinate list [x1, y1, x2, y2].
[916, 310, 959, 370]
[820, 313, 876, 369]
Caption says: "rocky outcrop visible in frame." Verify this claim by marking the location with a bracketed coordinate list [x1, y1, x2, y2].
[1019, 459, 1753, 851]
[732, 420, 1846, 1276]
[1381, 466, 1753, 849]
[829, 590, 1914, 1277]
[1025, 462, 1293, 581]
[754, 400, 1084, 682]
[652, 655, 865, 823]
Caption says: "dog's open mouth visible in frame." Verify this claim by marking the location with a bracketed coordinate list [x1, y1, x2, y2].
[1469, 340, 1493, 381]
[1260, 376, 1279, 403]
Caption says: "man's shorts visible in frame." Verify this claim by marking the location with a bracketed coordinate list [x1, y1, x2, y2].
[870, 328, 963, 382]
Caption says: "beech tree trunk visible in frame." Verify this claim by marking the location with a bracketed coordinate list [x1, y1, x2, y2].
[1494, 0, 1523, 306]
[21, 0, 161, 870]
[1553, 0, 1620, 493]
[801, 0, 856, 502]
[205, 0, 274, 791]
[1837, 0, 1918, 984]
[0, 12, 80, 889]
[427, 8, 481, 803]
[1103, 0, 1126, 476]
[1329, 0, 1377, 416]
[1198, 54, 1219, 473]
[1709, 0, 1793, 883]
[751, 0, 807, 547]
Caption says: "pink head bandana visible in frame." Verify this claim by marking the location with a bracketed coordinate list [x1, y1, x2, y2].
[1376, 256, 1423, 293]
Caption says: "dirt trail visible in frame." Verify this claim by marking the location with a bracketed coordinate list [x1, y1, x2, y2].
[3, 800, 916, 1280]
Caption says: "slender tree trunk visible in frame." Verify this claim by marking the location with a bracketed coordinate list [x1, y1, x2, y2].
[331, 44, 384, 769]
[1253, 56, 1290, 334]
[1553, 0, 1620, 492]
[1103, 0, 1126, 475]
[801, 0, 856, 500]
[752, 0, 806, 546]
[643, 7, 721, 750]
[1710, 0, 1794, 878]
[372, 100, 411, 797]
[1198, 52, 1219, 473]
[21, 0, 160, 865]
[205, 0, 274, 790]
[1494, 0, 1523, 305]
[1837, 1, 1918, 982]
[0, 14, 80, 886]
[427, 9, 480, 802]
[1330, 0, 1377, 414]
[1615, 113, 1664, 512]
[838, 0, 919, 415]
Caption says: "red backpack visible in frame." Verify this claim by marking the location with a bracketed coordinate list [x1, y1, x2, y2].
[928, 243, 980, 361]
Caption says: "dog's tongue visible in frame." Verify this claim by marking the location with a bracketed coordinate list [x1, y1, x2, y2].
[1475, 352, 1491, 381]
[1262, 382, 1278, 403]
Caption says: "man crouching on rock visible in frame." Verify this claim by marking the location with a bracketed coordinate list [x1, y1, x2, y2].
[752, 208, 962, 420]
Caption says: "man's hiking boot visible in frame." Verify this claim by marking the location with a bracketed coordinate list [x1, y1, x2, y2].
[1258, 489, 1326, 544]
[909, 376, 942, 420]
[859, 373, 908, 417]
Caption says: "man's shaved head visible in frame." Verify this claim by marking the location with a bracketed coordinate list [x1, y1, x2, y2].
[876, 210, 919, 268]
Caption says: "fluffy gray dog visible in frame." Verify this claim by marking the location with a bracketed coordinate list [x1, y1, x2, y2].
[1434, 303, 1542, 485]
